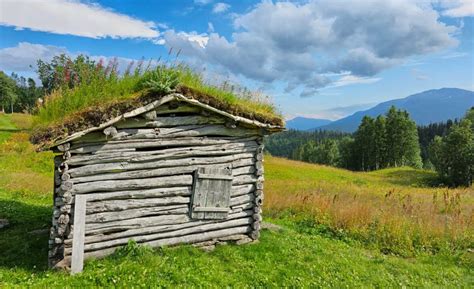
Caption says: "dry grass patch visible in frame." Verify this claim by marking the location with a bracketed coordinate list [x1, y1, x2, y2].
[264, 156, 474, 256]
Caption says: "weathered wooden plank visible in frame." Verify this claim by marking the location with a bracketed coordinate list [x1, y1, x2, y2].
[230, 193, 255, 207]
[71, 195, 86, 274]
[191, 167, 232, 220]
[193, 207, 229, 213]
[79, 225, 252, 260]
[85, 214, 190, 235]
[233, 174, 258, 185]
[72, 125, 261, 144]
[115, 115, 225, 129]
[69, 136, 259, 154]
[79, 184, 252, 203]
[86, 196, 190, 214]
[67, 142, 257, 166]
[68, 153, 254, 177]
[68, 146, 257, 166]
[50, 94, 178, 149]
[85, 187, 192, 201]
[71, 160, 254, 184]
[173, 94, 283, 131]
[196, 173, 233, 180]
[66, 210, 253, 246]
[154, 104, 202, 115]
[83, 217, 252, 252]
[71, 175, 193, 194]
[86, 205, 188, 224]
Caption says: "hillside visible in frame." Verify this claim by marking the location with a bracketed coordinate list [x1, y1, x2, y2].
[286, 117, 332, 130]
[319, 88, 474, 132]
[0, 114, 472, 287]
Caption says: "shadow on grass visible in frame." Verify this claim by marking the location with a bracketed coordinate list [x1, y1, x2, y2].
[380, 169, 440, 187]
[0, 199, 51, 271]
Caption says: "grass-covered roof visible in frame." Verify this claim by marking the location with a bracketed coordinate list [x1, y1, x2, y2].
[30, 58, 284, 148]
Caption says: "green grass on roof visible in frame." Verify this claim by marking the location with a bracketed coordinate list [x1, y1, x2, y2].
[31, 64, 283, 147]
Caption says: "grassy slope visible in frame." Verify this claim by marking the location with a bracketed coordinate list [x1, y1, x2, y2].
[0, 114, 472, 287]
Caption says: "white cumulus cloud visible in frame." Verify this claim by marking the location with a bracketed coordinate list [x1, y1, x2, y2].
[163, 0, 458, 97]
[438, 0, 474, 17]
[212, 3, 230, 14]
[0, 0, 159, 39]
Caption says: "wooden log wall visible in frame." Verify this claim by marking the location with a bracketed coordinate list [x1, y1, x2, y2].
[48, 104, 267, 268]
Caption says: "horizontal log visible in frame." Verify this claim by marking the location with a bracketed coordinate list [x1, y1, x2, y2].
[67, 210, 253, 246]
[71, 160, 254, 184]
[80, 226, 252, 260]
[232, 166, 255, 176]
[68, 153, 254, 177]
[82, 217, 253, 253]
[69, 146, 256, 167]
[233, 174, 258, 185]
[81, 184, 253, 202]
[115, 115, 225, 129]
[69, 136, 259, 154]
[230, 193, 255, 207]
[154, 104, 202, 115]
[86, 205, 188, 224]
[231, 184, 255, 197]
[84, 186, 254, 215]
[72, 175, 193, 194]
[86, 196, 190, 214]
[67, 142, 257, 166]
[76, 125, 261, 143]
[231, 202, 254, 212]
[86, 214, 190, 236]
[85, 187, 192, 202]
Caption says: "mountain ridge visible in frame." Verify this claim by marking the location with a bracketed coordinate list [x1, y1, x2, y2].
[286, 116, 332, 130]
[314, 88, 474, 132]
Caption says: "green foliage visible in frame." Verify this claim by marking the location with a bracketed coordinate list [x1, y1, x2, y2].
[429, 114, 474, 187]
[36, 54, 98, 93]
[294, 139, 340, 166]
[385, 106, 422, 168]
[137, 65, 180, 94]
[0, 71, 18, 113]
[265, 130, 350, 162]
[0, 72, 44, 114]
[267, 106, 423, 172]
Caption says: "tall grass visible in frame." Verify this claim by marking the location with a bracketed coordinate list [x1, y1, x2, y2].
[33, 57, 279, 128]
[264, 157, 474, 257]
[176, 67, 278, 119]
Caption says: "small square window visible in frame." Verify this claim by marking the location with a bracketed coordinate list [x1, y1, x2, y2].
[190, 167, 233, 220]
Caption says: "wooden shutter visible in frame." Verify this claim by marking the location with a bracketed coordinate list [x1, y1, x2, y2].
[191, 167, 233, 220]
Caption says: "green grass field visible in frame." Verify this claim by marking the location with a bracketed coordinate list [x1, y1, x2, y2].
[0, 113, 472, 287]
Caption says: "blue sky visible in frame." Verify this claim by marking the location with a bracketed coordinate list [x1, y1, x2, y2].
[0, 0, 473, 120]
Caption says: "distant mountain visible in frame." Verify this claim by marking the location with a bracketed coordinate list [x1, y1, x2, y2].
[319, 88, 474, 132]
[286, 117, 332, 130]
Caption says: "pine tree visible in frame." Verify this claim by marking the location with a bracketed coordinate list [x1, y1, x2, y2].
[439, 119, 473, 186]
[385, 106, 422, 168]
[338, 137, 356, 170]
[354, 116, 376, 171]
[373, 115, 387, 169]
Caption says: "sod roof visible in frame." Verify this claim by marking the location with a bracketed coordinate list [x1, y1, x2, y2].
[30, 85, 285, 150]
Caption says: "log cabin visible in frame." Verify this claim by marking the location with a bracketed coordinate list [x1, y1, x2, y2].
[33, 92, 284, 272]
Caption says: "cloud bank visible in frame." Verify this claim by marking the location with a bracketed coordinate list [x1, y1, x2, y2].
[0, 0, 159, 39]
[164, 0, 459, 96]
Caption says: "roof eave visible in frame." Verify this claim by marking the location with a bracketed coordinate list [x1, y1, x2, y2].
[46, 93, 284, 150]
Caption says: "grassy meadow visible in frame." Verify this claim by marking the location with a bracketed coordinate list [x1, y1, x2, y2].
[0, 113, 473, 287]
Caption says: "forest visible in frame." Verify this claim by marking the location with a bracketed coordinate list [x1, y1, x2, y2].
[266, 107, 474, 187]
